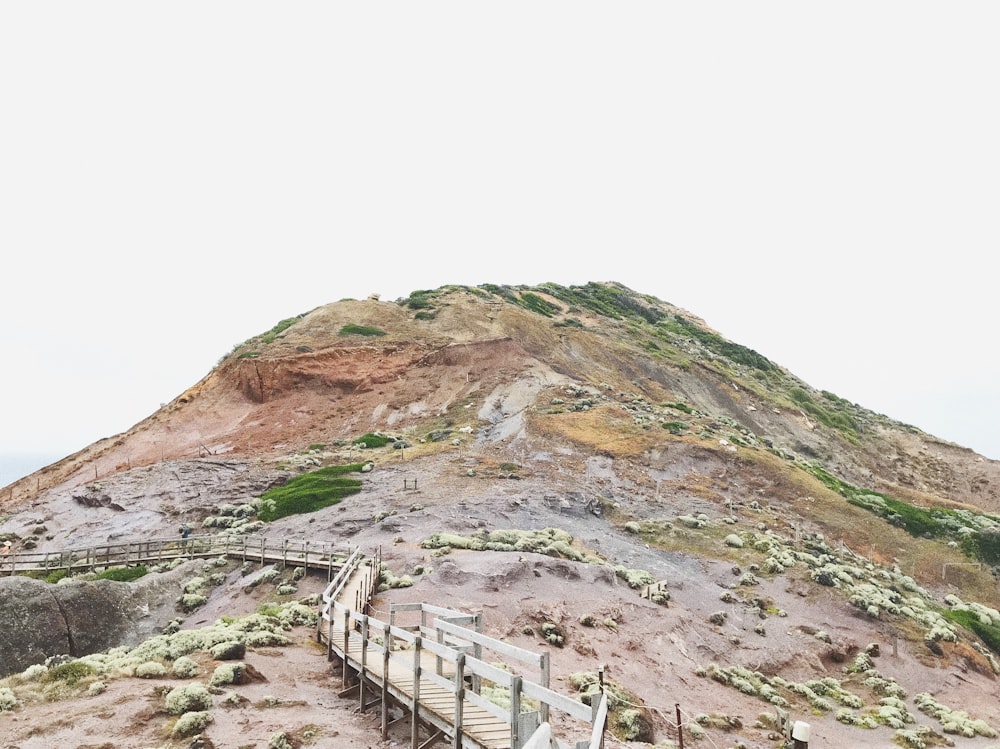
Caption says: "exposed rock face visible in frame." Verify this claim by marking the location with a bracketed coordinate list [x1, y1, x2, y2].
[0, 563, 193, 678]
[0, 577, 71, 675]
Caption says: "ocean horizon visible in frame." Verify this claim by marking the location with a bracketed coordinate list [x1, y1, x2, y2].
[0, 453, 62, 489]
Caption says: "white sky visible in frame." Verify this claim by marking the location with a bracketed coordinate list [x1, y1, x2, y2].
[2, 3, 999, 484]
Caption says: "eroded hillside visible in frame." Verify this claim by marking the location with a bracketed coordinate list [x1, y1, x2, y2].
[3, 282, 1000, 748]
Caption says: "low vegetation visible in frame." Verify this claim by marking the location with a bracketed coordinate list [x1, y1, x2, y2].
[338, 323, 385, 337]
[257, 465, 364, 521]
[352, 432, 394, 448]
[96, 565, 148, 582]
[806, 464, 1000, 567]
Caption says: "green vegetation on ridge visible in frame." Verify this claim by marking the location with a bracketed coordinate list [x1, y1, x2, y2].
[805, 464, 1000, 566]
[338, 324, 385, 337]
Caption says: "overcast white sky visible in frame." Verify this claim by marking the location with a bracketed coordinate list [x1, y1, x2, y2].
[2, 3, 998, 486]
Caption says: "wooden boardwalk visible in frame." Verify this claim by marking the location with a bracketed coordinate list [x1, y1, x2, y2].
[318, 549, 608, 749]
[0, 535, 352, 580]
[1, 535, 608, 749]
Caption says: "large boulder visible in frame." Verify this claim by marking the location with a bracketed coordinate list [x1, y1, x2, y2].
[0, 562, 200, 678]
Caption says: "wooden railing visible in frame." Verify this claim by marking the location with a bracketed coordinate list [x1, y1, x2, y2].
[0, 534, 353, 580]
[318, 557, 607, 749]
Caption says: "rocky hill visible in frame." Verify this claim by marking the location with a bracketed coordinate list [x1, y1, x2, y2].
[2, 282, 1000, 749]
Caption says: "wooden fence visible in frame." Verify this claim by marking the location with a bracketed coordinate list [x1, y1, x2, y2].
[0, 534, 353, 580]
[318, 554, 608, 749]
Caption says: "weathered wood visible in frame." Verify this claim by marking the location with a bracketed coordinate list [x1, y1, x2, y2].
[317, 548, 608, 749]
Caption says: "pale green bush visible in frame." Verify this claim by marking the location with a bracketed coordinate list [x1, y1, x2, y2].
[87, 680, 106, 696]
[179, 593, 207, 612]
[172, 656, 199, 679]
[267, 733, 294, 749]
[209, 663, 245, 687]
[135, 661, 167, 678]
[165, 684, 212, 715]
[172, 710, 212, 737]
[210, 641, 245, 661]
[21, 664, 47, 681]
[0, 687, 17, 711]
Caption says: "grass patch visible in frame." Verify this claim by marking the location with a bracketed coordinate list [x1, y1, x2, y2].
[667, 314, 775, 372]
[258, 465, 364, 521]
[940, 608, 1000, 656]
[339, 324, 385, 337]
[353, 433, 393, 448]
[514, 291, 561, 317]
[45, 569, 70, 584]
[809, 465, 964, 540]
[788, 388, 858, 438]
[538, 282, 665, 324]
[96, 565, 149, 582]
[663, 401, 693, 414]
[404, 289, 438, 310]
[260, 316, 303, 344]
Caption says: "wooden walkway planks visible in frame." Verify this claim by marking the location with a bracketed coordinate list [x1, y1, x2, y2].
[328, 615, 512, 749]
[319, 553, 608, 749]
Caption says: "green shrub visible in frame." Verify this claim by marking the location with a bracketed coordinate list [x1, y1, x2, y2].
[405, 290, 437, 309]
[97, 565, 148, 582]
[45, 569, 69, 584]
[961, 531, 1000, 565]
[260, 316, 302, 344]
[515, 291, 561, 317]
[538, 282, 664, 324]
[44, 661, 97, 686]
[671, 315, 774, 372]
[257, 464, 364, 521]
[338, 324, 385, 337]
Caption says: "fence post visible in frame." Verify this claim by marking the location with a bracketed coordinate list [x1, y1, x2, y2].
[539, 651, 550, 725]
[342, 608, 351, 689]
[676, 703, 684, 749]
[360, 615, 369, 711]
[510, 675, 522, 749]
[411, 637, 423, 749]
[382, 625, 393, 738]
[326, 612, 334, 662]
[453, 652, 465, 749]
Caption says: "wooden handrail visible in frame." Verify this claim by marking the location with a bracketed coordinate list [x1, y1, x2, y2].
[1, 535, 349, 577]
[320, 557, 608, 749]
